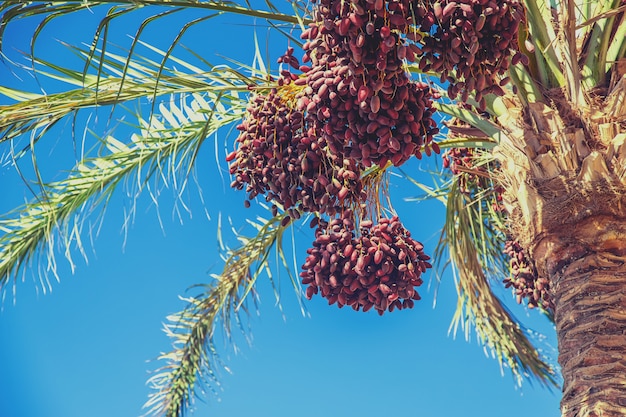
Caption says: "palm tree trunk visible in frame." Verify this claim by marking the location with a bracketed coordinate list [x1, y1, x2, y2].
[495, 92, 626, 414]
[533, 216, 626, 417]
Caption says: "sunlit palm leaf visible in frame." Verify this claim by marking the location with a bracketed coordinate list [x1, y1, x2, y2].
[0, 89, 243, 297]
[144, 213, 294, 417]
[434, 102, 506, 142]
[430, 87, 559, 383]
[579, 1, 614, 89]
[0, 42, 253, 149]
[521, 0, 565, 89]
[0, 0, 306, 55]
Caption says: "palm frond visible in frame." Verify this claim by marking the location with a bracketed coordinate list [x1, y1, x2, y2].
[521, 0, 565, 89]
[0, 41, 254, 149]
[0, 0, 306, 55]
[439, 178, 558, 387]
[143, 212, 293, 417]
[401, 138, 557, 386]
[606, 23, 626, 89]
[579, 0, 624, 90]
[508, 61, 542, 105]
[434, 102, 506, 143]
[426, 92, 559, 383]
[400, 145, 557, 387]
[0, 89, 243, 297]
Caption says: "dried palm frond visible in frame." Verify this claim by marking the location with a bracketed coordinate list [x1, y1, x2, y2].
[440, 178, 557, 387]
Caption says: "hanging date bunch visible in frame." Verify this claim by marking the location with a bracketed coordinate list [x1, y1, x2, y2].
[300, 213, 430, 315]
[417, 0, 525, 108]
[227, 74, 365, 222]
[228, 0, 449, 217]
[442, 146, 490, 193]
[300, 0, 440, 167]
[227, 86, 305, 211]
[227, 0, 468, 314]
[503, 240, 554, 311]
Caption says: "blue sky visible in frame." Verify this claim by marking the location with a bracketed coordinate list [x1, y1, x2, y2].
[0, 3, 560, 417]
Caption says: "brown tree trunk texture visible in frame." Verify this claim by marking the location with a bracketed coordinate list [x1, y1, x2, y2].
[495, 89, 626, 415]
[534, 216, 626, 417]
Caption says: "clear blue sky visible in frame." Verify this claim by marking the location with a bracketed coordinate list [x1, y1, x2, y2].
[0, 3, 560, 417]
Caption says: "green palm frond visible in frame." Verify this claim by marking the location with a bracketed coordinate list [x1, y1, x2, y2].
[578, 0, 625, 90]
[2, 10, 313, 414]
[144, 212, 295, 417]
[0, 86, 244, 296]
[430, 96, 558, 385]
[521, 0, 626, 99]
[521, 0, 566, 90]
[0, 0, 305, 52]
[0, 41, 254, 149]
[0, 0, 309, 77]
[434, 102, 506, 142]
[507, 61, 542, 105]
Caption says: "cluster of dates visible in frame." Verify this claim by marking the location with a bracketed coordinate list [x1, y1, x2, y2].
[443, 147, 552, 312]
[503, 240, 554, 311]
[228, 0, 529, 313]
[301, 214, 430, 315]
[299, 0, 440, 167]
[226, 0, 445, 313]
[227, 86, 363, 218]
[417, 0, 525, 108]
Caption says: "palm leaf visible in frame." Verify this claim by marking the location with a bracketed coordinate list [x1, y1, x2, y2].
[143, 212, 294, 417]
[0, 87, 244, 296]
[430, 91, 560, 380]
[0, 0, 306, 56]
[579, 0, 624, 90]
[439, 176, 557, 386]
[434, 102, 505, 142]
[402, 142, 557, 387]
[0, 41, 254, 149]
[521, 0, 566, 89]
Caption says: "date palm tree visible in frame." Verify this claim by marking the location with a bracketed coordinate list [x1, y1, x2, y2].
[1, 1, 625, 416]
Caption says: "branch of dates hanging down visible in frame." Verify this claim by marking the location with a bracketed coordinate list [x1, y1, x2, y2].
[227, 0, 525, 315]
